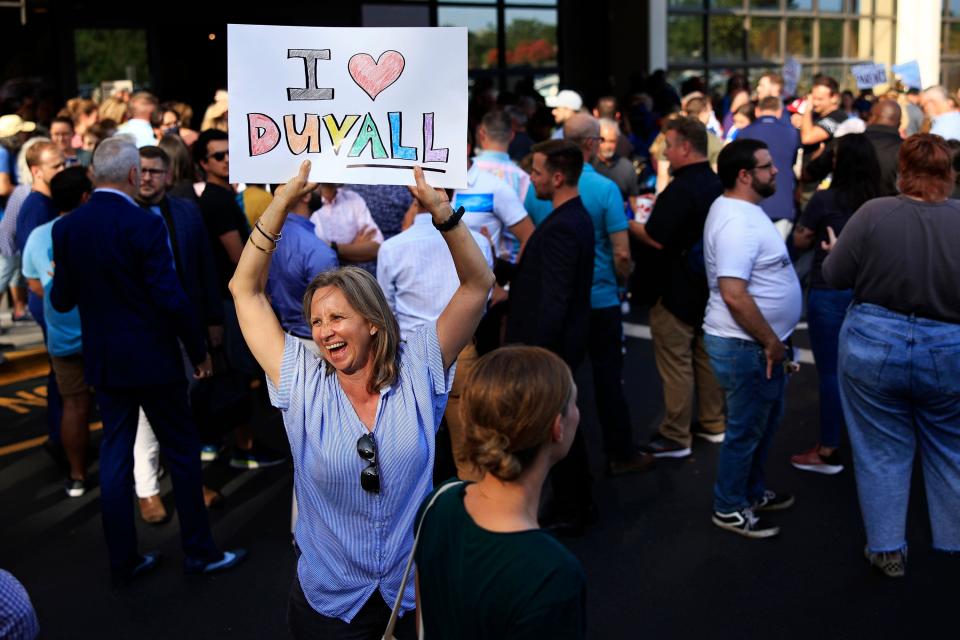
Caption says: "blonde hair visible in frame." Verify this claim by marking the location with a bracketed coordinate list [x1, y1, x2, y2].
[461, 346, 573, 481]
[302, 267, 400, 394]
[98, 97, 128, 124]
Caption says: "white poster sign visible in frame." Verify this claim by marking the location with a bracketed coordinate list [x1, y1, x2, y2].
[227, 24, 468, 188]
[851, 63, 888, 90]
[782, 57, 802, 96]
[892, 61, 922, 90]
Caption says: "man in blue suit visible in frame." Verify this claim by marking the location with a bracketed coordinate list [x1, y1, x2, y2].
[50, 138, 245, 583]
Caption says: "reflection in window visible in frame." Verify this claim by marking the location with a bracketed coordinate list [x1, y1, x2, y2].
[504, 9, 557, 68]
[75, 29, 149, 89]
[668, 15, 705, 61]
[948, 22, 960, 55]
[820, 19, 844, 58]
[438, 6, 498, 70]
[750, 0, 781, 9]
[709, 15, 745, 61]
[819, 0, 844, 12]
[786, 18, 813, 57]
[749, 18, 781, 61]
[786, 0, 813, 10]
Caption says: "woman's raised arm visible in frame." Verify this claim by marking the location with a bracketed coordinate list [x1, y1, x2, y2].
[229, 160, 317, 386]
[410, 166, 495, 370]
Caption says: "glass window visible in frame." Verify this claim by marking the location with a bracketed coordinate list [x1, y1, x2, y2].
[820, 19, 844, 58]
[948, 22, 960, 55]
[75, 29, 149, 89]
[669, 0, 706, 8]
[819, 0, 844, 12]
[950, 0, 960, 18]
[709, 0, 743, 8]
[504, 9, 557, 68]
[749, 17, 781, 60]
[505, 0, 556, 5]
[438, 6, 499, 70]
[786, 0, 813, 10]
[786, 18, 813, 57]
[817, 64, 853, 91]
[943, 62, 960, 90]
[709, 14, 745, 61]
[750, 0, 781, 8]
[668, 15, 705, 61]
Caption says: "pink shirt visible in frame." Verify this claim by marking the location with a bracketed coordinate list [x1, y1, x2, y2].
[309, 189, 384, 246]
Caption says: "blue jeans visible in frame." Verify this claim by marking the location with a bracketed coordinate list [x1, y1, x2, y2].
[705, 334, 788, 513]
[839, 303, 960, 553]
[807, 287, 853, 448]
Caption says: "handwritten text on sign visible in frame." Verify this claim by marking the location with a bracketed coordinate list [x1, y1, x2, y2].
[851, 63, 888, 90]
[227, 25, 468, 188]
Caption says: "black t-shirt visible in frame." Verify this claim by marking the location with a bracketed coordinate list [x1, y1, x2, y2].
[799, 189, 856, 289]
[644, 161, 723, 327]
[198, 183, 250, 297]
[415, 480, 587, 640]
[802, 108, 847, 159]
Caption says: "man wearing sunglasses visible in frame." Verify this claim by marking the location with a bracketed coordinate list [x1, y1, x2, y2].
[702, 139, 801, 540]
[194, 128, 285, 470]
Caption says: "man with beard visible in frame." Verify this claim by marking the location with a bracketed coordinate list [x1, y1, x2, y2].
[702, 139, 802, 539]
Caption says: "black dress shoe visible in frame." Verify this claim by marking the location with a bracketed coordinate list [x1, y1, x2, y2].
[112, 551, 161, 587]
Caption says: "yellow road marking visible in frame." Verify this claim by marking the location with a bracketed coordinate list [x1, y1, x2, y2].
[0, 421, 103, 457]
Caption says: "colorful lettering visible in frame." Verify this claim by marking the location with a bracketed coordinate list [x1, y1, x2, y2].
[348, 113, 388, 159]
[247, 113, 281, 156]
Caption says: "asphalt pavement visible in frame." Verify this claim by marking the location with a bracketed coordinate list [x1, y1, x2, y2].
[0, 312, 954, 639]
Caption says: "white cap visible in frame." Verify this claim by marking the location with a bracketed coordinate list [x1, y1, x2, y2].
[546, 89, 583, 111]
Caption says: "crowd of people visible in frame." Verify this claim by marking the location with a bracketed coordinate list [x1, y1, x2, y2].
[1, 66, 959, 639]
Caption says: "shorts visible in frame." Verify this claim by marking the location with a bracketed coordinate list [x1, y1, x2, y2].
[50, 353, 93, 396]
[0, 251, 23, 290]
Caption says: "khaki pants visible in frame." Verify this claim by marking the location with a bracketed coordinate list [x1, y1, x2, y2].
[649, 300, 725, 448]
[444, 342, 483, 481]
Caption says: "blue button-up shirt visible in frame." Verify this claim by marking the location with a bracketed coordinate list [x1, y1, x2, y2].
[267, 323, 454, 622]
[266, 214, 338, 337]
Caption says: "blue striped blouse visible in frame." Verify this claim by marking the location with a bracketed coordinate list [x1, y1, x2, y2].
[267, 322, 454, 623]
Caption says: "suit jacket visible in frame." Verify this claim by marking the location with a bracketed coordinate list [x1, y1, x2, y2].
[506, 196, 595, 370]
[159, 195, 224, 331]
[51, 190, 206, 387]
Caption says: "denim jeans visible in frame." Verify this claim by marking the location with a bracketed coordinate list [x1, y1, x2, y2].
[839, 303, 960, 553]
[807, 287, 854, 448]
[705, 334, 788, 513]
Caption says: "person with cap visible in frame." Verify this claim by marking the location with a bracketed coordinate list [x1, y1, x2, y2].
[547, 89, 583, 139]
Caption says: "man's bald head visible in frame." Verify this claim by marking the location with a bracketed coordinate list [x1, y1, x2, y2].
[564, 113, 602, 160]
[869, 99, 901, 127]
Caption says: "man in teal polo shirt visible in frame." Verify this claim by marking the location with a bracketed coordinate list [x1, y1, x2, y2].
[525, 113, 653, 490]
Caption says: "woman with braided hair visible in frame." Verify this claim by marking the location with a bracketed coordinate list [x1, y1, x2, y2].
[414, 345, 587, 639]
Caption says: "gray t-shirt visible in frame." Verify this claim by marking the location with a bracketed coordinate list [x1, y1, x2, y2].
[822, 196, 960, 324]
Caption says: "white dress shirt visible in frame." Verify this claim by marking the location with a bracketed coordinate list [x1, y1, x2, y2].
[377, 213, 494, 340]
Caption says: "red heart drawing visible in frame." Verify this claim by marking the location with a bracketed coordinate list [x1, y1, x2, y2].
[348, 51, 405, 101]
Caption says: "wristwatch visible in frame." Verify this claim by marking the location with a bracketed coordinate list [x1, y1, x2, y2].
[433, 205, 466, 232]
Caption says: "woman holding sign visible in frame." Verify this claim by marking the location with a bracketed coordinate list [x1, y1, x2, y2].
[229, 160, 494, 638]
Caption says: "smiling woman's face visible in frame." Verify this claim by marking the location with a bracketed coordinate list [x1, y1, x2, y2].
[310, 285, 377, 376]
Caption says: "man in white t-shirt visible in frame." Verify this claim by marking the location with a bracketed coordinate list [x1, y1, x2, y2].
[702, 138, 802, 540]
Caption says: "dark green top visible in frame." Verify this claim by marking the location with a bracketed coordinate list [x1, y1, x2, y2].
[414, 479, 587, 639]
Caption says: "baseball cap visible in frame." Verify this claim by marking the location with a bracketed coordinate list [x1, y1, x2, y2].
[786, 98, 807, 115]
[546, 90, 583, 111]
[0, 114, 37, 138]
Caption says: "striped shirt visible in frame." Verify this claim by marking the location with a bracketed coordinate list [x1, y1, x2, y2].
[377, 213, 494, 340]
[267, 323, 455, 622]
[0, 184, 31, 257]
